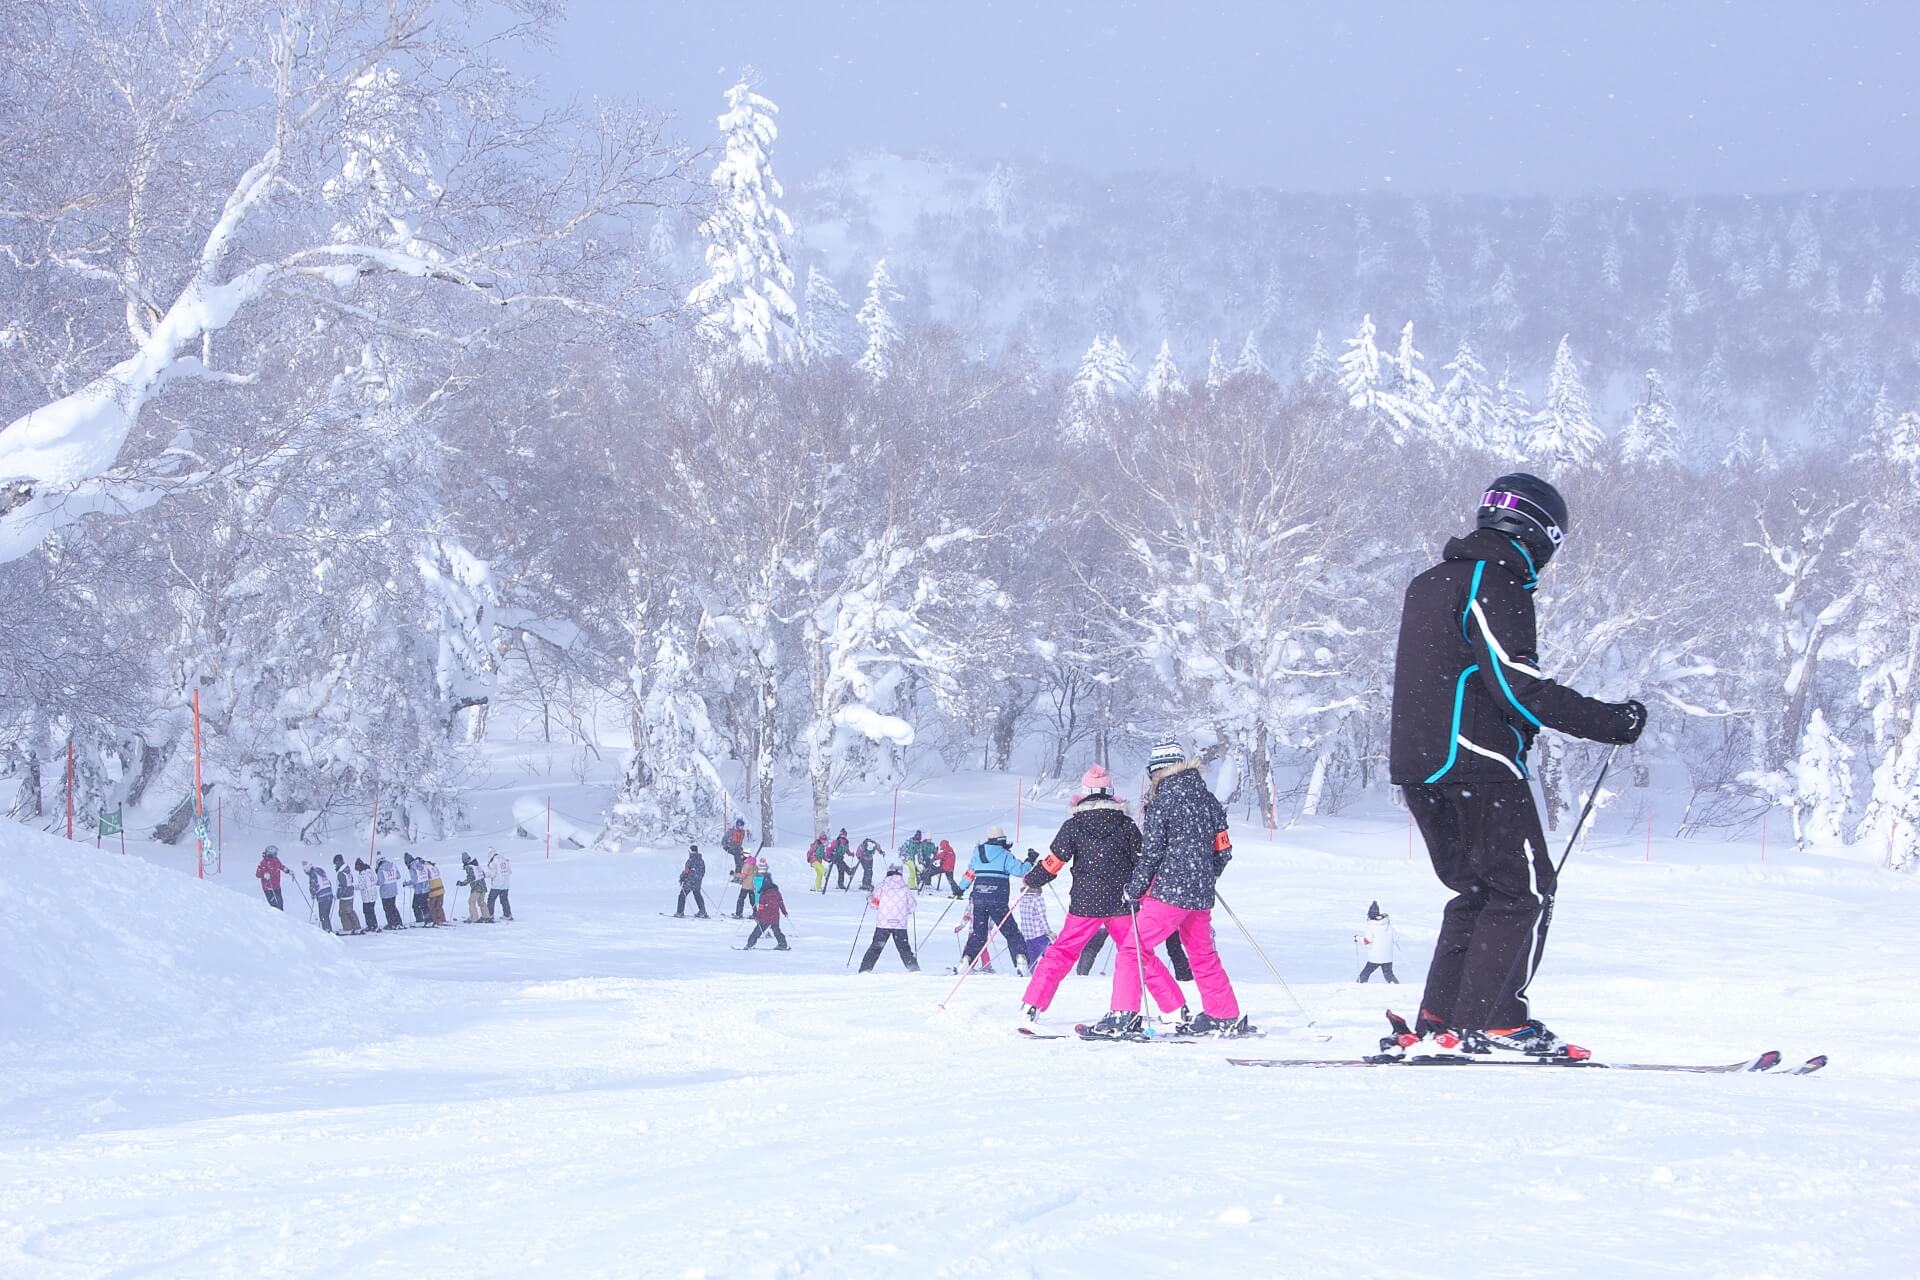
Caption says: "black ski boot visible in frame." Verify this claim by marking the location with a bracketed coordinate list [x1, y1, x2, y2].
[1081, 1010, 1144, 1039]
[1480, 1020, 1590, 1060]
[1185, 1012, 1256, 1037]
[1378, 1009, 1421, 1058]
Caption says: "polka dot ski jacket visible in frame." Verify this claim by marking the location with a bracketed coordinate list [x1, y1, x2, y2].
[1128, 762, 1232, 911]
[1025, 793, 1142, 919]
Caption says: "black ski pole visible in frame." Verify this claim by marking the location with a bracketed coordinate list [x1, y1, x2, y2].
[917, 894, 957, 953]
[1554, 744, 1620, 878]
[1532, 744, 1621, 973]
[844, 894, 872, 969]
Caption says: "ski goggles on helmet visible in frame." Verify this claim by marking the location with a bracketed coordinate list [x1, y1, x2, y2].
[1482, 489, 1564, 548]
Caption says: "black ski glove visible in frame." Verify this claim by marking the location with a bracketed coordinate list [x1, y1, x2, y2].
[1610, 699, 1648, 745]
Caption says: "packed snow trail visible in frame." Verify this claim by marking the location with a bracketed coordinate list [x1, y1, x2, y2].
[4, 781, 1918, 1278]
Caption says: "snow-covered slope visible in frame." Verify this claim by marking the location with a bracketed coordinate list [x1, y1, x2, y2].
[1, 828, 398, 1111]
[4, 776, 1917, 1277]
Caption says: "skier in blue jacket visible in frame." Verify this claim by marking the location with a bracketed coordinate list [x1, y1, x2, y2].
[960, 827, 1031, 975]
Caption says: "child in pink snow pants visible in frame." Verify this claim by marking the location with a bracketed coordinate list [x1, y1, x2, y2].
[1087, 742, 1249, 1038]
[1018, 763, 1187, 1019]
[1111, 901, 1238, 1018]
[1024, 913, 1184, 1011]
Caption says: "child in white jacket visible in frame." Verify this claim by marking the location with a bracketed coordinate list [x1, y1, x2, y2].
[1356, 901, 1398, 983]
[1015, 884, 1053, 969]
[486, 849, 514, 921]
[857, 866, 919, 972]
[355, 859, 381, 933]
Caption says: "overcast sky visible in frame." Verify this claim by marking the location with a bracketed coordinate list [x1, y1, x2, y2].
[546, 1, 1915, 195]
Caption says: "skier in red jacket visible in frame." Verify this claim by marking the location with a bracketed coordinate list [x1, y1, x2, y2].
[254, 846, 287, 910]
[743, 877, 791, 950]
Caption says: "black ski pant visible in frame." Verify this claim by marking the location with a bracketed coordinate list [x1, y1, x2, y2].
[676, 886, 707, 916]
[316, 897, 334, 931]
[744, 920, 788, 948]
[832, 858, 853, 889]
[410, 893, 427, 923]
[961, 883, 1027, 972]
[262, 886, 284, 910]
[382, 897, 404, 928]
[930, 870, 963, 897]
[1404, 780, 1555, 1033]
[1357, 962, 1399, 984]
[859, 928, 919, 971]
[1076, 928, 1191, 980]
[735, 887, 754, 916]
[858, 862, 874, 891]
[489, 889, 512, 920]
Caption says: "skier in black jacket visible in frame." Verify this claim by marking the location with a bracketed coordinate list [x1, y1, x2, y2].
[675, 844, 709, 917]
[1390, 473, 1646, 1059]
[1016, 764, 1187, 1022]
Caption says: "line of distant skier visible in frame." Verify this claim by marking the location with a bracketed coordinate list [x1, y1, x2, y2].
[253, 846, 513, 934]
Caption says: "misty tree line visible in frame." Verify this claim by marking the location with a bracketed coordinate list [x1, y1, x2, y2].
[0, 4, 1914, 867]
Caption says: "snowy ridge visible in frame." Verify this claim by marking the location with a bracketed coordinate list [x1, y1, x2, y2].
[0, 829, 394, 1070]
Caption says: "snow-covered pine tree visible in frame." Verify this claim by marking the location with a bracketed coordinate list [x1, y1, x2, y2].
[1490, 263, 1522, 332]
[1381, 320, 1440, 444]
[1142, 340, 1187, 402]
[1619, 368, 1681, 466]
[687, 73, 798, 365]
[1600, 239, 1624, 294]
[648, 210, 678, 266]
[1864, 272, 1886, 315]
[1298, 330, 1334, 388]
[1062, 335, 1137, 443]
[1490, 357, 1533, 460]
[609, 623, 733, 846]
[1695, 348, 1732, 428]
[798, 265, 851, 363]
[1337, 314, 1383, 422]
[1204, 338, 1228, 393]
[1232, 332, 1267, 380]
[854, 258, 904, 382]
[1526, 335, 1603, 469]
[1789, 707, 1855, 848]
[985, 162, 1015, 230]
[1436, 338, 1496, 453]
[1668, 246, 1700, 314]
[1787, 207, 1820, 290]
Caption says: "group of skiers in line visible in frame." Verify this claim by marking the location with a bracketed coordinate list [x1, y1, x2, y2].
[254, 845, 513, 934]
[804, 828, 965, 897]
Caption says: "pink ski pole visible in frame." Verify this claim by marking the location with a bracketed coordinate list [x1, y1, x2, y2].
[937, 887, 1033, 1010]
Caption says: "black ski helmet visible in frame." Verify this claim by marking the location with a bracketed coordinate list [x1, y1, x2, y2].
[1477, 473, 1568, 569]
